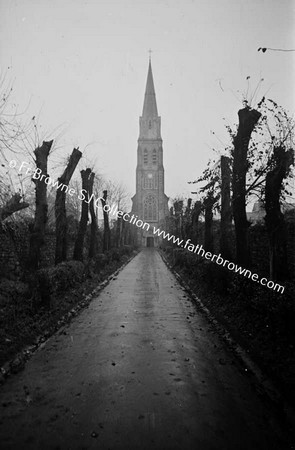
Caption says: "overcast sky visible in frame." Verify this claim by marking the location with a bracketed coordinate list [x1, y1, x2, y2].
[1, 0, 294, 206]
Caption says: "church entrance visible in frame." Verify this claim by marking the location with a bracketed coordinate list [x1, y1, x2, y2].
[146, 237, 154, 247]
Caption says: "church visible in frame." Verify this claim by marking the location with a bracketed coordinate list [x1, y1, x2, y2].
[131, 59, 169, 247]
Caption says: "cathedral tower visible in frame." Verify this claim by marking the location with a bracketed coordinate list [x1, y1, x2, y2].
[131, 59, 169, 246]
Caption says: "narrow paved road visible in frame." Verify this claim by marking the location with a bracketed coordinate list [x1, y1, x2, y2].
[0, 249, 289, 449]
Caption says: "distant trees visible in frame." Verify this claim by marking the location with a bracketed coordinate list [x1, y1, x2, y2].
[0, 193, 29, 222]
[103, 180, 129, 212]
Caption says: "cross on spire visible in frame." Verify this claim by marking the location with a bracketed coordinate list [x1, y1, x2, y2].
[148, 49, 152, 62]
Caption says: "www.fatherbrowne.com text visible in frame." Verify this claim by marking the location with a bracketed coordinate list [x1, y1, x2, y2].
[152, 228, 285, 294]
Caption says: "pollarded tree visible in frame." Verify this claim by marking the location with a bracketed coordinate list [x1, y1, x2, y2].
[191, 200, 202, 243]
[264, 145, 294, 281]
[88, 171, 99, 258]
[182, 198, 192, 242]
[220, 155, 232, 260]
[101, 189, 111, 252]
[232, 105, 261, 266]
[173, 199, 184, 240]
[232, 99, 294, 276]
[29, 140, 54, 269]
[243, 99, 294, 203]
[55, 147, 82, 264]
[73, 168, 92, 261]
[203, 191, 217, 253]
[189, 154, 232, 258]
[223, 98, 294, 268]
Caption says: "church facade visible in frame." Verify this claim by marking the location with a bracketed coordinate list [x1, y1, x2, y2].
[131, 60, 169, 247]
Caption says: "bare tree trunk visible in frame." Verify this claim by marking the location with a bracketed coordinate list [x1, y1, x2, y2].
[232, 107, 261, 266]
[204, 193, 215, 253]
[120, 216, 125, 247]
[29, 140, 53, 270]
[73, 168, 91, 261]
[183, 198, 192, 241]
[265, 146, 293, 280]
[88, 172, 99, 258]
[101, 190, 111, 252]
[122, 218, 129, 246]
[220, 155, 232, 259]
[55, 147, 82, 264]
[115, 213, 123, 248]
[191, 200, 202, 243]
[174, 200, 183, 240]
[0, 193, 29, 222]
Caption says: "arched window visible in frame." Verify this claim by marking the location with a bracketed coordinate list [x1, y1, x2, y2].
[149, 120, 152, 129]
[144, 195, 158, 221]
[143, 149, 148, 164]
[152, 149, 157, 164]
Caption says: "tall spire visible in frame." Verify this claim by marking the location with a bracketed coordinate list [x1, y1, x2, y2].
[142, 60, 158, 118]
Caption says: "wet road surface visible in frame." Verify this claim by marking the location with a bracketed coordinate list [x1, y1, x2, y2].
[0, 249, 290, 449]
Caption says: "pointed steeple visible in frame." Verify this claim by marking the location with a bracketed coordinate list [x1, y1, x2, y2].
[142, 61, 158, 118]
